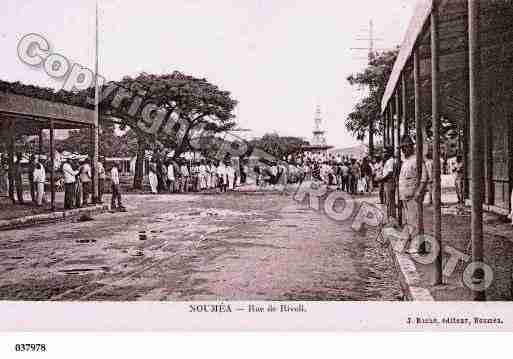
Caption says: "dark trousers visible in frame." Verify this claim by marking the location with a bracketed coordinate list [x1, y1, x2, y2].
[111, 184, 123, 208]
[379, 182, 385, 204]
[82, 181, 91, 205]
[64, 183, 75, 209]
[30, 180, 36, 203]
[98, 179, 105, 202]
[15, 175, 24, 204]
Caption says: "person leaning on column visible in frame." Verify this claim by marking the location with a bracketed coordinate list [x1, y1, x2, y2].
[398, 134, 428, 251]
[374, 146, 396, 224]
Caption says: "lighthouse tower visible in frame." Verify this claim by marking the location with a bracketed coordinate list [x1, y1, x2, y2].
[311, 105, 327, 147]
[301, 105, 333, 156]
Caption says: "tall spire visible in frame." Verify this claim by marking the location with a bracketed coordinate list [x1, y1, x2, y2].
[312, 105, 327, 146]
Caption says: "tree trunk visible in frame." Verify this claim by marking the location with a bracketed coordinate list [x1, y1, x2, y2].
[368, 117, 374, 159]
[133, 136, 145, 190]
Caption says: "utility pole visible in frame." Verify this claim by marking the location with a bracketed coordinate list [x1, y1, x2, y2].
[350, 20, 383, 159]
[92, 1, 100, 204]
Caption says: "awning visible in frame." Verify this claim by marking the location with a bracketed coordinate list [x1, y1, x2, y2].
[381, 0, 433, 113]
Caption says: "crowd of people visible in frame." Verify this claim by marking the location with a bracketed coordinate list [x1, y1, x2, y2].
[145, 158, 243, 194]
[0, 153, 48, 207]
[0, 153, 125, 212]
[3, 146, 508, 227]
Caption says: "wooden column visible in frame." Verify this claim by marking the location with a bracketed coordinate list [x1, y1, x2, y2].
[431, 2, 443, 285]
[402, 74, 409, 136]
[38, 128, 43, 155]
[385, 108, 389, 146]
[50, 120, 55, 211]
[485, 98, 494, 205]
[369, 114, 375, 159]
[7, 119, 15, 203]
[414, 49, 424, 237]
[390, 103, 396, 151]
[463, 11, 471, 200]
[395, 89, 403, 227]
[389, 106, 394, 148]
[469, 0, 485, 301]
[90, 125, 99, 204]
[384, 109, 389, 146]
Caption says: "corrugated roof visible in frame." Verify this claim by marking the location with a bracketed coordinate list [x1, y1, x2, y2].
[381, 0, 433, 113]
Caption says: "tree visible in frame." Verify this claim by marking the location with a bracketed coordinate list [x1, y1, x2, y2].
[346, 49, 399, 157]
[98, 71, 238, 189]
[249, 133, 309, 162]
[57, 122, 128, 157]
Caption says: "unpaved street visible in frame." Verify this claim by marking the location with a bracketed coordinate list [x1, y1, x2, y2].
[0, 192, 401, 301]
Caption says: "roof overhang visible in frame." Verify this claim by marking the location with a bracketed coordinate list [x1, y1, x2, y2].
[0, 92, 95, 129]
[381, 0, 433, 113]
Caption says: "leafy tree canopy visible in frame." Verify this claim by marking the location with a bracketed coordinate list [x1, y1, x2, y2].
[345, 49, 399, 141]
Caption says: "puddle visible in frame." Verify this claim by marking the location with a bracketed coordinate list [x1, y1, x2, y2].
[76, 239, 97, 244]
[59, 268, 95, 275]
[10, 256, 24, 260]
[59, 266, 110, 275]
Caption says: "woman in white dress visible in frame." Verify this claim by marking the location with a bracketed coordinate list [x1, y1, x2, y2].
[226, 163, 235, 190]
[148, 163, 158, 194]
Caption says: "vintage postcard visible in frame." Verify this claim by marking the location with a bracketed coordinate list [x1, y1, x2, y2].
[0, 0, 512, 336]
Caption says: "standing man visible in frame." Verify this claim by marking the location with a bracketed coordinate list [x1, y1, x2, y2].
[424, 151, 434, 206]
[374, 156, 384, 204]
[14, 152, 24, 204]
[33, 162, 46, 206]
[375, 147, 396, 222]
[97, 157, 106, 203]
[62, 158, 78, 210]
[453, 154, 464, 209]
[80, 158, 92, 206]
[0, 154, 9, 196]
[28, 154, 37, 204]
[180, 160, 190, 193]
[398, 135, 428, 242]
[167, 160, 176, 193]
[110, 162, 125, 211]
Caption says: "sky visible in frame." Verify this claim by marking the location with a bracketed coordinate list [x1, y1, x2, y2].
[1, 0, 416, 149]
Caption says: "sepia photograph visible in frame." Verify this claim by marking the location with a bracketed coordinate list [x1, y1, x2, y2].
[0, 0, 513, 335]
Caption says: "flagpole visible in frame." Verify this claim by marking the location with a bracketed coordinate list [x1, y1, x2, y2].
[92, 1, 100, 203]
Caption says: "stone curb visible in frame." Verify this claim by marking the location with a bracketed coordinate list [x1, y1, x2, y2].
[387, 238, 435, 301]
[0, 204, 109, 231]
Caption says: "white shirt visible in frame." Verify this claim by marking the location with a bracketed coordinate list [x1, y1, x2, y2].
[111, 167, 120, 185]
[80, 163, 92, 183]
[382, 158, 395, 178]
[62, 162, 78, 184]
[167, 164, 175, 180]
[98, 162, 106, 179]
[399, 155, 428, 200]
[226, 166, 235, 178]
[33, 165, 46, 183]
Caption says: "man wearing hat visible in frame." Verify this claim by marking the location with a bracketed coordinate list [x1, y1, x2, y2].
[398, 134, 428, 242]
[97, 156, 106, 203]
[375, 146, 397, 222]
